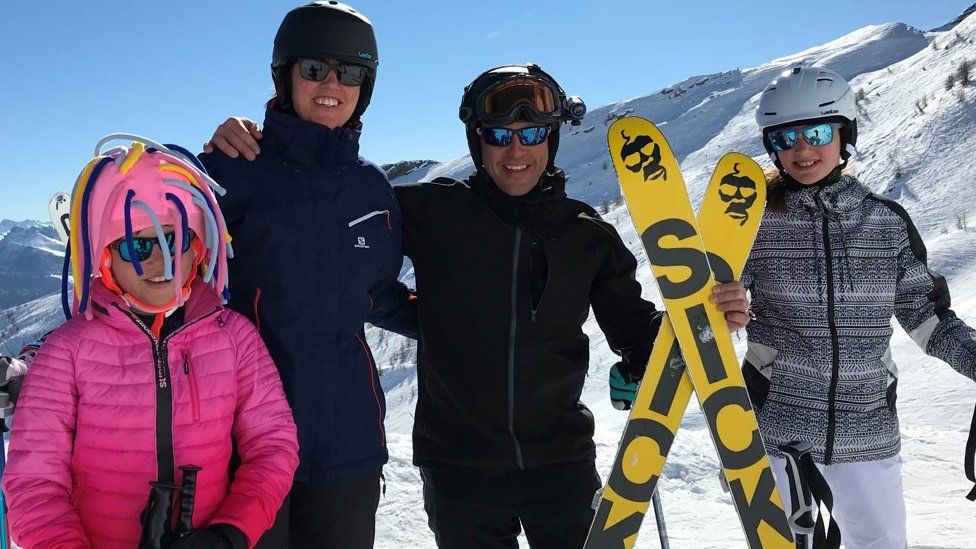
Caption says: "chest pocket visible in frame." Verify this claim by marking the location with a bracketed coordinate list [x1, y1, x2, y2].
[345, 210, 393, 281]
[529, 237, 598, 326]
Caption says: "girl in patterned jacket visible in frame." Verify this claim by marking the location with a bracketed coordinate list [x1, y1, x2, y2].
[1, 137, 299, 549]
[743, 66, 976, 548]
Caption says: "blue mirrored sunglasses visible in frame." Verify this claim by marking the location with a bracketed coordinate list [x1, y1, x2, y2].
[112, 231, 193, 263]
[767, 123, 838, 152]
[478, 126, 550, 147]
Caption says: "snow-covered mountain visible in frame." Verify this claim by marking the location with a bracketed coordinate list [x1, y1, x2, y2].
[3, 6, 976, 548]
[0, 221, 63, 314]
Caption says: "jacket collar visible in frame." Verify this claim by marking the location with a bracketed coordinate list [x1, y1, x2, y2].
[88, 278, 223, 336]
[468, 169, 573, 239]
[261, 105, 362, 168]
[786, 173, 868, 215]
[469, 168, 567, 208]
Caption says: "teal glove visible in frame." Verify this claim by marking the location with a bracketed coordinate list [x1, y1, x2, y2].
[609, 363, 640, 410]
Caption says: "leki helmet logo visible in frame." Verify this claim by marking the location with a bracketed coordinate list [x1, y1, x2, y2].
[358, 52, 373, 60]
[619, 130, 667, 182]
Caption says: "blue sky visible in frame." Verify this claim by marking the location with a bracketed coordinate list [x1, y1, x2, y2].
[1, 0, 971, 221]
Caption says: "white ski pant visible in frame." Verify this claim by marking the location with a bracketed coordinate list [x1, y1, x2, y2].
[769, 455, 908, 549]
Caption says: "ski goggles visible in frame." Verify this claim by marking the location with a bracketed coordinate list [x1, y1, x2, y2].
[478, 126, 550, 147]
[767, 123, 839, 152]
[477, 77, 561, 126]
[112, 231, 194, 263]
[297, 58, 369, 86]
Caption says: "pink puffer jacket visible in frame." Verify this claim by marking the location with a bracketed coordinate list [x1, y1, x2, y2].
[2, 279, 299, 548]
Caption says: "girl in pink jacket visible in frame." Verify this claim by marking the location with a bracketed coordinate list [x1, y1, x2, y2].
[2, 136, 299, 549]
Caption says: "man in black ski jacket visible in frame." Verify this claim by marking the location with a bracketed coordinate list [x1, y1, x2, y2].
[205, 63, 751, 548]
[395, 64, 751, 548]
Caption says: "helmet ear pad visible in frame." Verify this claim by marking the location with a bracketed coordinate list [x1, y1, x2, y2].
[350, 74, 375, 126]
[272, 61, 296, 113]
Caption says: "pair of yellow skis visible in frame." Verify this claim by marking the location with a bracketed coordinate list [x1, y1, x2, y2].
[585, 117, 794, 548]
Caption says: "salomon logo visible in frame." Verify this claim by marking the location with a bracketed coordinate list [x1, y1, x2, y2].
[355, 236, 370, 249]
[359, 52, 373, 60]
[821, 109, 838, 115]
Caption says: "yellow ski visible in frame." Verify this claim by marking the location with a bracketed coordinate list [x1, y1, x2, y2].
[587, 116, 791, 548]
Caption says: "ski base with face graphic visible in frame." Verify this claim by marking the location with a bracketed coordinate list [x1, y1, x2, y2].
[587, 116, 792, 549]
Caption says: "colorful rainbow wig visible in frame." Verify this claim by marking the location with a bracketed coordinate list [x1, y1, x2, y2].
[64, 134, 233, 319]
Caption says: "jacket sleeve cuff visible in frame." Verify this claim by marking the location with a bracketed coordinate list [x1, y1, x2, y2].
[211, 523, 250, 549]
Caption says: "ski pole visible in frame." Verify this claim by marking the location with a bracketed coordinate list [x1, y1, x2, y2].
[177, 465, 202, 534]
[780, 441, 815, 549]
[650, 489, 670, 549]
[138, 481, 178, 549]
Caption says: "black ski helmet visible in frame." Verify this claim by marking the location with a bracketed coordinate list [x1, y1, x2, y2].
[272, 1, 379, 125]
[459, 64, 585, 172]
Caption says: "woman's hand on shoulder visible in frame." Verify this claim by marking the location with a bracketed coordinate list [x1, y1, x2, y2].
[203, 117, 262, 161]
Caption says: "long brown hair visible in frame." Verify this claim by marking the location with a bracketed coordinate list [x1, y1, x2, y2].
[764, 164, 853, 212]
[765, 168, 789, 212]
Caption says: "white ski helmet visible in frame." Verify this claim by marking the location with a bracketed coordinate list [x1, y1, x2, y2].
[756, 66, 858, 169]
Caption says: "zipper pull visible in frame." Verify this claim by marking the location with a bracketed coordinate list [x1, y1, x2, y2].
[182, 350, 190, 375]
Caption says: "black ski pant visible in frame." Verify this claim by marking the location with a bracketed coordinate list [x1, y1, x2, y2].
[421, 460, 601, 549]
[255, 467, 383, 548]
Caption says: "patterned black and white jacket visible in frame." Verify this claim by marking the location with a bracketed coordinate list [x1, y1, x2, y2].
[741, 174, 976, 464]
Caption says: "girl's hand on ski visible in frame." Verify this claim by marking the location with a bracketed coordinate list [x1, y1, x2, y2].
[711, 281, 750, 331]
[203, 117, 263, 160]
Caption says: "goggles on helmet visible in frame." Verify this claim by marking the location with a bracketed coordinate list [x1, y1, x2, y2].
[475, 77, 561, 126]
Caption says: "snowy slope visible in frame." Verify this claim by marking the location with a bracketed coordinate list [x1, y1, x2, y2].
[0, 292, 62, 355]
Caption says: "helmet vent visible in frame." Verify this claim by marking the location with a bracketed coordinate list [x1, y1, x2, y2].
[819, 100, 836, 107]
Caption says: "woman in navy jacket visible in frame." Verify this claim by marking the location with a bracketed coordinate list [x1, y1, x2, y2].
[201, 3, 415, 547]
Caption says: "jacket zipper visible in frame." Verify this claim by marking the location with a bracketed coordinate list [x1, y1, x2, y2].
[113, 304, 222, 480]
[348, 210, 391, 228]
[530, 244, 549, 324]
[816, 194, 842, 464]
[183, 350, 200, 423]
[355, 333, 387, 448]
[508, 228, 526, 470]
[252, 287, 263, 334]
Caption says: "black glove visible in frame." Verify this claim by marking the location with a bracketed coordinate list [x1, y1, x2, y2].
[169, 525, 248, 549]
[609, 347, 651, 411]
